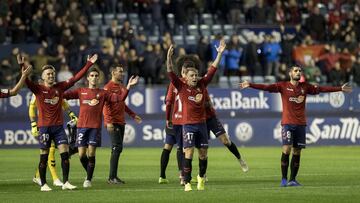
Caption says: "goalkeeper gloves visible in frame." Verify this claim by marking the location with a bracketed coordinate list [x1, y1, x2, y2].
[31, 121, 39, 137]
[68, 111, 78, 125]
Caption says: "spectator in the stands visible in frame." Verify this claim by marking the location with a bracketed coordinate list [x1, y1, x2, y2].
[329, 61, 346, 86]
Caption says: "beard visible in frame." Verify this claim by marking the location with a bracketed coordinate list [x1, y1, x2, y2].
[292, 76, 300, 81]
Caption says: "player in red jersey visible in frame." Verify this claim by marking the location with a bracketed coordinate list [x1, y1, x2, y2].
[167, 40, 226, 191]
[204, 89, 249, 172]
[159, 63, 187, 185]
[20, 54, 98, 191]
[0, 63, 32, 98]
[239, 66, 352, 187]
[64, 67, 139, 188]
[103, 65, 142, 184]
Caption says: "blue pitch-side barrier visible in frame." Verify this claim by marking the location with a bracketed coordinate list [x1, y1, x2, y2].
[1, 87, 360, 148]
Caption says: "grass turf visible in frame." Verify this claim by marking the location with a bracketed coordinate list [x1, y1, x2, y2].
[0, 146, 359, 202]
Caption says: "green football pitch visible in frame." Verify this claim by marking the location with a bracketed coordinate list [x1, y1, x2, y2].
[0, 146, 359, 202]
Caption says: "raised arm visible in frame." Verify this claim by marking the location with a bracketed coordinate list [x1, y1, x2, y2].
[211, 39, 226, 68]
[17, 54, 40, 94]
[166, 44, 174, 73]
[126, 75, 139, 90]
[199, 39, 226, 86]
[164, 84, 175, 127]
[63, 54, 98, 90]
[307, 83, 351, 95]
[9, 64, 32, 96]
[239, 80, 281, 93]
[166, 45, 182, 89]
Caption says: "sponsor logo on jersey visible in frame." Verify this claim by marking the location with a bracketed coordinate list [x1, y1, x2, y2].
[286, 88, 294, 91]
[44, 97, 59, 105]
[289, 95, 305, 103]
[1, 89, 9, 94]
[83, 99, 99, 106]
[81, 92, 88, 95]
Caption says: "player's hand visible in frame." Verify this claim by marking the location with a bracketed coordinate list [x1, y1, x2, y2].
[87, 54, 98, 63]
[106, 123, 114, 132]
[127, 75, 139, 88]
[166, 120, 173, 129]
[31, 121, 39, 137]
[341, 83, 352, 93]
[239, 80, 250, 89]
[68, 111, 78, 125]
[167, 44, 174, 59]
[17, 54, 25, 65]
[215, 39, 226, 54]
[134, 115, 142, 124]
[22, 65, 32, 77]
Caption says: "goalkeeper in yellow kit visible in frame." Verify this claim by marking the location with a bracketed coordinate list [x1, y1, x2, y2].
[29, 93, 78, 186]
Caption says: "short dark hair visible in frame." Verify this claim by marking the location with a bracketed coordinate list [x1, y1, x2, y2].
[288, 66, 302, 72]
[110, 64, 124, 73]
[41, 65, 55, 72]
[184, 67, 198, 75]
[175, 55, 200, 75]
[87, 67, 100, 76]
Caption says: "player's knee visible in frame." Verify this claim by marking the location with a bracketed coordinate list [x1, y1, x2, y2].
[222, 138, 231, 146]
[164, 144, 173, 151]
[78, 150, 86, 158]
[198, 148, 207, 159]
[282, 146, 291, 154]
[199, 154, 207, 160]
[293, 148, 302, 155]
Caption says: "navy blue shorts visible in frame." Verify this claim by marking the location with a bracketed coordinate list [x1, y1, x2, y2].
[164, 125, 183, 148]
[281, 125, 306, 148]
[76, 128, 102, 147]
[182, 123, 208, 149]
[206, 117, 226, 138]
[38, 125, 68, 149]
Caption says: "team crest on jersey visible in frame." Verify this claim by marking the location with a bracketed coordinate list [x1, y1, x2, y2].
[195, 93, 203, 102]
[188, 93, 203, 103]
[44, 96, 59, 105]
[289, 95, 305, 104]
